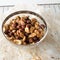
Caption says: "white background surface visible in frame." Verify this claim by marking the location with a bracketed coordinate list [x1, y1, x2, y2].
[0, 0, 60, 60]
[0, 4, 60, 60]
[0, 0, 60, 6]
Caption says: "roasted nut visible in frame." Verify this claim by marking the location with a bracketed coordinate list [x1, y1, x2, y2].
[32, 42, 35, 44]
[40, 31, 44, 37]
[10, 19, 16, 24]
[40, 24, 45, 30]
[12, 30, 16, 33]
[35, 22, 39, 25]
[22, 42, 26, 45]
[35, 24, 40, 29]
[21, 16, 29, 20]
[22, 36, 26, 41]
[13, 40, 22, 45]
[15, 16, 20, 20]
[29, 38, 33, 43]
[14, 32, 17, 36]
[25, 39, 29, 44]
[25, 16, 29, 20]
[35, 22, 40, 29]
[10, 23, 18, 28]
[33, 36, 40, 43]
[21, 16, 25, 21]
[17, 25, 21, 29]
[25, 26, 30, 33]
[21, 15, 28, 19]
[8, 32, 13, 37]
[33, 36, 38, 41]
[21, 25, 25, 29]
[3, 24, 9, 32]
[30, 26, 35, 33]
[39, 28, 43, 32]
[26, 20, 31, 24]
[15, 36, 19, 39]
[31, 18, 37, 25]
[3, 26, 6, 32]
[16, 20, 20, 24]
[20, 16, 29, 23]
[34, 30, 39, 34]
[24, 32, 29, 37]
[16, 30, 20, 36]
[9, 23, 16, 30]
[20, 32, 24, 38]
[29, 33, 36, 38]
[8, 36, 15, 41]
[19, 28, 23, 32]
[16, 30, 24, 38]
[20, 20, 25, 25]
[9, 26, 13, 30]
[26, 24, 31, 28]
[34, 30, 41, 38]
[4, 30, 9, 35]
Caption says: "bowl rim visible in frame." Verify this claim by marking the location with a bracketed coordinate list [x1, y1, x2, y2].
[2, 10, 48, 46]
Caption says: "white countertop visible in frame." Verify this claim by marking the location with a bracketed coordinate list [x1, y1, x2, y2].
[0, 0, 60, 6]
[0, 3, 60, 60]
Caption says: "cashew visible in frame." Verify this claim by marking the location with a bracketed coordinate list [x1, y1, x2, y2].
[13, 40, 22, 45]
[25, 27, 30, 33]
[29, 33, 36, 38]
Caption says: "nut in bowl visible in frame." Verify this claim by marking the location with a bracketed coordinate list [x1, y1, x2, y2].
[2, 10, 48, 46]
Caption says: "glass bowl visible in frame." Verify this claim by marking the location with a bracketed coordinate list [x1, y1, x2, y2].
[2, 10, 48, 46]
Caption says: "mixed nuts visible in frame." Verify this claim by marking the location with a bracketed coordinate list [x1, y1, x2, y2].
[3, 15, 45, 45]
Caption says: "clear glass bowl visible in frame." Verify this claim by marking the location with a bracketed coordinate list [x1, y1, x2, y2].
[2, 10, 48, 47]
